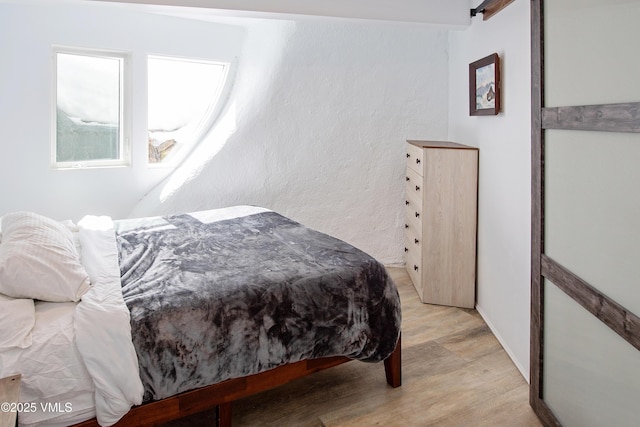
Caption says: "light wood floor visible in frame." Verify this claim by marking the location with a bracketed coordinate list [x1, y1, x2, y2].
[171, 267, 542, 426]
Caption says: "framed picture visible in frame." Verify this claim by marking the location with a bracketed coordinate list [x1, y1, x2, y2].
[469, 53, 500, 116]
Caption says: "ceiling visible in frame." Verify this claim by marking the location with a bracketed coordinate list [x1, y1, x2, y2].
[83, 0, 473, 28]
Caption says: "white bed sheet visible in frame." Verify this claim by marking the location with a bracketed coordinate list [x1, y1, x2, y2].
[74, 216, 144, 426]
[0, 215, 144, 427]
[0, 301, 96, 426]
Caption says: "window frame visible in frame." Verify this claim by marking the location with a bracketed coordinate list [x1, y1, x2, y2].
[51, 46, 131, 169]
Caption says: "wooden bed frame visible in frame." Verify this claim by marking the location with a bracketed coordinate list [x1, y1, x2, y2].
[74, 337, 401, 427]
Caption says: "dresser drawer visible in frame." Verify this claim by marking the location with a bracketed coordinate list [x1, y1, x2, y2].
[404, 199, 422, 233]
[404, 221, 423, 262]
[405, 241, 422, 294]
[406, 143, 424, 176]
[405, 167, 423, 206]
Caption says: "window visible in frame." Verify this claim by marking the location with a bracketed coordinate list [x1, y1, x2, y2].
[53, 47, 129, 168]
[52, 49, 228, 169]
[147, 56, 228, 165]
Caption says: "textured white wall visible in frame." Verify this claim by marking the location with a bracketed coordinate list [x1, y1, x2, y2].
[0, 1, 450, 265]
[0, 1, 244, 219]
[448, 0, 532, 380]
[132, 19, 451, 264]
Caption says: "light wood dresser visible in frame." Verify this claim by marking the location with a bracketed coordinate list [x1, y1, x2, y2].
[404, 140, 478, 309]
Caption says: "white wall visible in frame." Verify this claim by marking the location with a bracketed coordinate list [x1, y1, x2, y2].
[132, 19, 451, 264]
[448, 0, 532, 380]
[0, 0, 244, 219]
[0, 0, 450, 265]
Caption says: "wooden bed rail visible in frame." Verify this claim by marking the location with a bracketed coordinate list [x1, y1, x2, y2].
[73, 337, 401, 427]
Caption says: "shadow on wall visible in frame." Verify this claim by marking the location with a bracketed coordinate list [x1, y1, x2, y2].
[125, 16, 450, 265]
[130, 20, 297, 218]
[159, 100, 238, 202]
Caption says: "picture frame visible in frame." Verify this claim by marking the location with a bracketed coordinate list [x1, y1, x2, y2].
[469, 53, 500, 116]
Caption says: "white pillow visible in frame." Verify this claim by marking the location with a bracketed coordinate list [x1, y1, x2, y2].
[0, 212, 91, 302]
[0, 294, 35, 349]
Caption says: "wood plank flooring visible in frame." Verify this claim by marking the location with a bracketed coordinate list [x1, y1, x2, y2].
[167, 267, 541, 426]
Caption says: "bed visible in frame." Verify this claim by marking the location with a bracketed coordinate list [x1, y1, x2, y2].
[0, 206, 402, 426]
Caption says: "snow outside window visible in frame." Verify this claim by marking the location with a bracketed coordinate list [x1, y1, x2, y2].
[147, 56, 228, 165]
[53, 48, 130, 168]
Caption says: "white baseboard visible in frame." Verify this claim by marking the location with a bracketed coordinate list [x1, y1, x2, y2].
[475, 303, 530, 384]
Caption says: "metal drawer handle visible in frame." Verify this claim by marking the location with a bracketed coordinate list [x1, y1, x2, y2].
[405, 224, 409, 229]
[414, 265, 419, 271]
[406, 200, 410, 206]
[414, 238, 419, 244]
[415, 185, 420, 191]
[406, 153, 410, 158]
[416, 159, 421, 164]
[415, 212, 420, 218]
[406, 176, 410, 181]
[404, 247, 408, 252]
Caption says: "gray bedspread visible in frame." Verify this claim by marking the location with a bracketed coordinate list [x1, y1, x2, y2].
[114, 209, 401, 402]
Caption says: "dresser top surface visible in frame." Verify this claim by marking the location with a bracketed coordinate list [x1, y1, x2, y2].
[408, 140, 478, 150]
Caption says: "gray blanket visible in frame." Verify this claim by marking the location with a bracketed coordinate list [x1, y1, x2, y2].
[114, 209, 401, 402]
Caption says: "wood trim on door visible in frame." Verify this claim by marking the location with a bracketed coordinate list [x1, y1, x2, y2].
[541, 255, 640, 352]
[542, 103, 640, 133]
[529, 1, 562, 424]
[529, 0, 544, 408]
